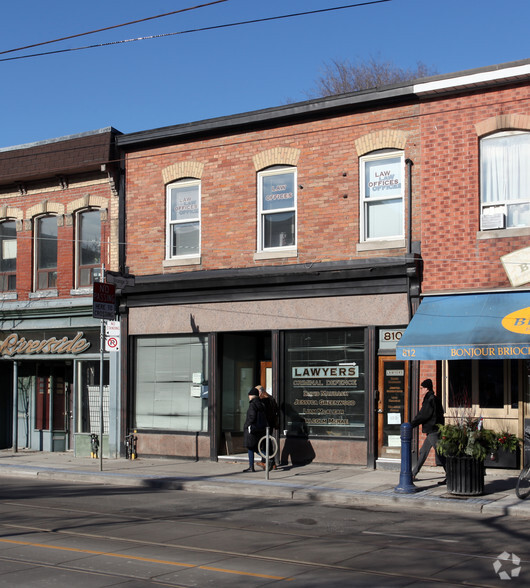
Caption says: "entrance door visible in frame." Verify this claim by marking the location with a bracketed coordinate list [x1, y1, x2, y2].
[36, 364, 73, 451]
[377, 357, 408, 460]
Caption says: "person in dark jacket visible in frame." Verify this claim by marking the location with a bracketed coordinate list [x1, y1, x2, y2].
[257, 385, 280, 470]
[243, 387, 267, 472]
[411, 378, 446, 482]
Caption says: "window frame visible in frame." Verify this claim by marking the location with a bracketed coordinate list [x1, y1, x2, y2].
[480, 130, 530, 231]
[257, 166, 297, 252]
[76, 208, 102, 288]
[359, 149, 405, 242]
[0, 219, 17, 292]
[165, 178, 201, 260]
[34, 214, 58, 291]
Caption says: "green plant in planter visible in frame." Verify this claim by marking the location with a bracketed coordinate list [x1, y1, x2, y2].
[492, 431, 520, 453]
[437, 416, 499, 461]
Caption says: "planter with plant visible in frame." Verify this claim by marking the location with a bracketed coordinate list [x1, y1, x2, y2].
[437, 417, 520, 496]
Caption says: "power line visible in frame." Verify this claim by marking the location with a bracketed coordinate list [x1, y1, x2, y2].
[0, 1, 392, 63]
[0, 0, 231, 56]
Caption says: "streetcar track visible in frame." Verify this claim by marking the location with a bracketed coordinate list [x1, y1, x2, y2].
[0, 523, 505, 587]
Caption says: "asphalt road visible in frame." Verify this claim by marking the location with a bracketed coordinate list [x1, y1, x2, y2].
[0, 475, 527, 587]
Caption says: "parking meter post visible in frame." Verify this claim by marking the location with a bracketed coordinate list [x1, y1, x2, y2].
[394, 422, 418, 493]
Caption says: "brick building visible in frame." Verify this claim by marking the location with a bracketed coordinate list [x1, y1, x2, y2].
[397, 60, 530, 469]
[117, 59, 530, 467]
[0, 128, 122, 456]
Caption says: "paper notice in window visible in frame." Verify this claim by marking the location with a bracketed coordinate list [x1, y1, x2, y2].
[387, 413, 401, 425]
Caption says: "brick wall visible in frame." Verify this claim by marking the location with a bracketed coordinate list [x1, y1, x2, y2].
[124, 104, 421, 276]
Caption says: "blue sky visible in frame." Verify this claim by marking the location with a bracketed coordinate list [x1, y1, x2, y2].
[0, 0, 528, 149]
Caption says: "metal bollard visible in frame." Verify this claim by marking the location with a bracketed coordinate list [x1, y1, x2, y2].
[394, 422, 418, 493]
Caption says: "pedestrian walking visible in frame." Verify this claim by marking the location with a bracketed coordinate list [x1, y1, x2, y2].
[242, 387, 267, 472]
[411, 378, 446, 483]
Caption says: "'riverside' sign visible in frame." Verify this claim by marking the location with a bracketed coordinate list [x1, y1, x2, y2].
[0, 332, 91, 357]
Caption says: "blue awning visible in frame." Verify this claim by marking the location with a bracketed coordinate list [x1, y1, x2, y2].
[396, 292, 530, 360]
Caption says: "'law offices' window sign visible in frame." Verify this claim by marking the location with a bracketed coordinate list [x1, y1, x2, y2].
[0, 330, 95, 357]
[287, 364, 365, 438]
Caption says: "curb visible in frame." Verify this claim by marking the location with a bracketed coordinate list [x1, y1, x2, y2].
[3, 463, 529, 517]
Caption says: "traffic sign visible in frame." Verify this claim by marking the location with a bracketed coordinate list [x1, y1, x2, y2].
[92, 282, 116, 320]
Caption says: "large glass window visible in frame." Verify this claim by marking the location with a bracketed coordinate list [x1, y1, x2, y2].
[166, 179, 200, 258]
[446, 359, 520, 433]
[36, 215, 57, 290]
[77, 210, 101, 287]
[0, 220, 16, 291]
[481, 131, 530, 229]
[284, 329, 365, 438]
[258, 167, 296, 250]
[76, 360, 110, 433]
[135, 335, 208, 431]
[360, 151, 404, 241]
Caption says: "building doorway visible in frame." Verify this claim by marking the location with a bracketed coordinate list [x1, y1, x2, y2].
[377, 356, 409, 461]
[219, 331, 271, 455]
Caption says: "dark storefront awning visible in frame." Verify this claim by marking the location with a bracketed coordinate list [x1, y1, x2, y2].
[396, 292, 530, 360]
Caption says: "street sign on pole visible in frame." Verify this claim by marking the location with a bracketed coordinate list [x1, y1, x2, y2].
[92, 282, 116, 320]
[105, 320, 120, 352]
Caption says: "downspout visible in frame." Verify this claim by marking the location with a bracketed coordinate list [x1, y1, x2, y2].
[118, 148, 126, 274]
[405, 158, 413, 256]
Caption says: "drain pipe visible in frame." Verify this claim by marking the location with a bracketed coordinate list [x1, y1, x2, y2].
[405, 158, 413, 255]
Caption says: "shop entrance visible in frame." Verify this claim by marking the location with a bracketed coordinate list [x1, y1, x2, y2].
[34, 362, 73, 451]
[219, 331, 271, 455]
[377, 356, 408, 460]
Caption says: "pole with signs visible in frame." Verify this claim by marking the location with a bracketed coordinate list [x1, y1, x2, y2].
[92, 273, 116, 471]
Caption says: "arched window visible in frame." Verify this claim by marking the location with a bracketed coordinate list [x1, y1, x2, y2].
[166, 178, 201, 259]
[359, 150, 404, 241]
[35, 215, 57, 290]
[77, 209, 101, 287]
[480, 131, 530, 229]
[0, 220, 16, 291]
[257, 165, 297, 250]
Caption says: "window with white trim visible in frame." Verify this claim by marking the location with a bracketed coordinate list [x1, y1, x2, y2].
[0, 220, 16, 292]
[360, 150, 404, 241]
[257, 166, 297, 250]
[76, 209, 102, 287]
[480, 131, 530, 230]
[35, 215, 57, 290]
[166, 179, 200, 258]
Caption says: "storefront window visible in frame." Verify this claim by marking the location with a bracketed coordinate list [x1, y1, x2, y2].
[135, 335, 208, 431]
[284, 329, 365, 438]
[77, 360, 109, 433]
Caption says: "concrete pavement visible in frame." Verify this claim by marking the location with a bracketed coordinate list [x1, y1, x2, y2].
[1, 449, 529, 519]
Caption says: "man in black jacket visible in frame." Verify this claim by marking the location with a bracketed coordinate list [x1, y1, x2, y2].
[411, 378, 446, 482]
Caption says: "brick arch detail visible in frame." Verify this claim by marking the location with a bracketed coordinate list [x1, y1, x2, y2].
[475, 114, 530, 137]
[0, 206, 23, 222]
[354, 130, 410, 156]
[25, 201, 65, 219]
[66, 194, 109, 215]
[253, 148, 301, 171]
[162, 161, 205, 184]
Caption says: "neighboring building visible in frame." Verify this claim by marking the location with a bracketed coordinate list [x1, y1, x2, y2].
[397, 60, 530, 469]
[112, 58, 528, 469]
[0, 128, 122, 456]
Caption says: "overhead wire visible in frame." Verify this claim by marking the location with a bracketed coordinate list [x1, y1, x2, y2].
[0, 0, 232, 56]
[0, 1, 392, 63]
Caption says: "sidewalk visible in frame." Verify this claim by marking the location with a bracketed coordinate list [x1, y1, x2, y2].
[1, 449, 529, 519]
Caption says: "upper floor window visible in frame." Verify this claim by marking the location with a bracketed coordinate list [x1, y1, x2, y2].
[258, 166, 297, 250]
[166, 179, 200, 258]
[360, 150, 404, 241]
[77, 209, 102, 287]
[36, 215, 57, 290]
[480, 131, 530, 230]
[0, 220, 16, 292]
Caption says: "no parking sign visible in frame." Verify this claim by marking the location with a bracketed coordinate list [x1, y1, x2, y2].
[105, 320, 120, 352]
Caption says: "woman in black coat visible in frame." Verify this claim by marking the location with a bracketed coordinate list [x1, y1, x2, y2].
[243, 387, 267, 472]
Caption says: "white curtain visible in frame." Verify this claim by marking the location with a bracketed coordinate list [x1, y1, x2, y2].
[481, 132, 530, 205]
